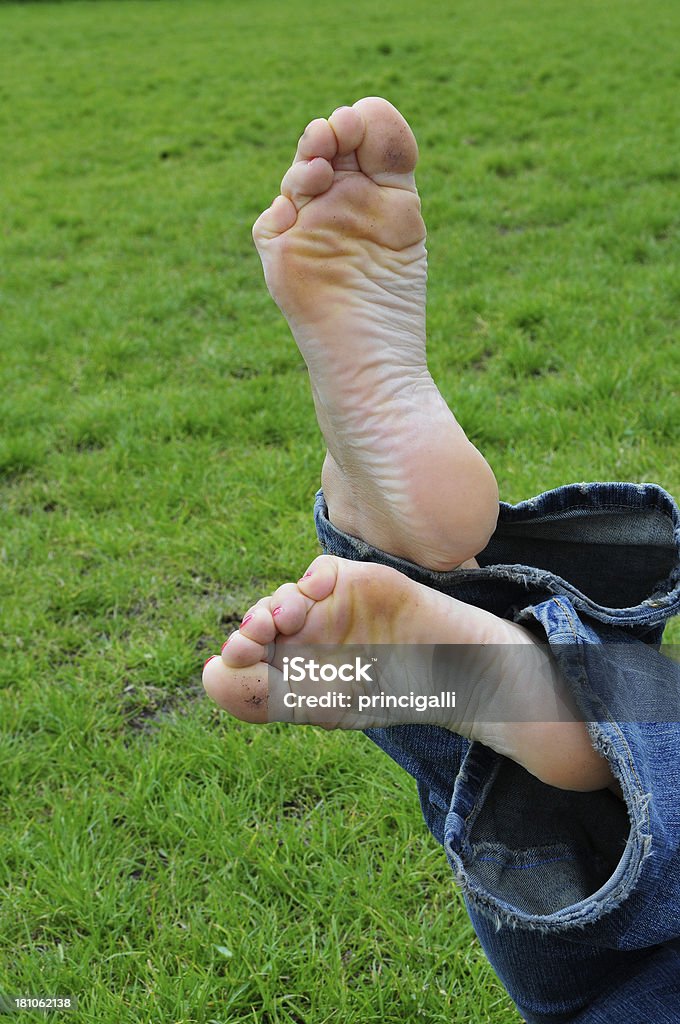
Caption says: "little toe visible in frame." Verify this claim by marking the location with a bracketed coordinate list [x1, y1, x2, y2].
[252, 194, 298, 243]
[296, 555, 339, 602]
[295, 117, 338, 162]
[280, 157, 335, 209]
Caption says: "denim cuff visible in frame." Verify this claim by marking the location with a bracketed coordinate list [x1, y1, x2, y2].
[314, 483, 680, 942]
[315, 482, 680, 640]
[444, 593, 680, 940]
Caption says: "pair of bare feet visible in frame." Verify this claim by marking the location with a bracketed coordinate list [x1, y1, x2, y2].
[203, 98, 615, 794]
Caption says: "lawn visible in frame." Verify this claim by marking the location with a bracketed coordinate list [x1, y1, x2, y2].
[0, 0, 678, 1021]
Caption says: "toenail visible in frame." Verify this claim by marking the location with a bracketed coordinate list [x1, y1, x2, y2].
[221, 639, 230, 653]
[272, 605, 283, 617]
[240, 613, 254, 628]
[203, 656, 216, 671]
[298, 570, 313, 582]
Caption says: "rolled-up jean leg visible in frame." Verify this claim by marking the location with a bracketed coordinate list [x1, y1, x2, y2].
[315, 482, 680, 1022]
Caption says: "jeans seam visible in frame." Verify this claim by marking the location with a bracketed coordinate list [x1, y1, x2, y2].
[508, 501, 673, 513]
[552, 596, 649, 809]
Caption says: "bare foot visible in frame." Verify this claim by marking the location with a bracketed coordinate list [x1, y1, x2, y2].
[203, 556, 616, 793]
[252, 98, 498, 571]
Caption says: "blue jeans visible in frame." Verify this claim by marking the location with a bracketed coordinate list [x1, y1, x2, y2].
[314, 482, 680, 1023]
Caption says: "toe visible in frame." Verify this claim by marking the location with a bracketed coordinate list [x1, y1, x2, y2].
[295, 117, 338, 162]
[203, 657, 271, 724]
[351, 96, 419, 187]
[239, 598, 278, 645]
[328, 105, 364, 156]
[296, 555, 339, 602]
[219, 629, 268, 669]
[268, 581, 314, 635]
[204, 659, 311, 727]
[280, 157, 335, 209]
[252, 194, 297, 244]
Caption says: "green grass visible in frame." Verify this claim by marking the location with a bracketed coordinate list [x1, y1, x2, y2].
[1, 0, 679, 1020]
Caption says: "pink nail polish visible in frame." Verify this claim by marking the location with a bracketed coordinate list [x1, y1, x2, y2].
[221, 639, 230, 653]
[272, 605, 283, 617]
[240, 613, 254, 628]
[203, 656, 215, 671]
[298, 570, 313, 582]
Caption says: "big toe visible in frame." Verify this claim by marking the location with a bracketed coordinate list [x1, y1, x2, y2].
[351, 96, 418, 184]
[203, 657, 271, 724]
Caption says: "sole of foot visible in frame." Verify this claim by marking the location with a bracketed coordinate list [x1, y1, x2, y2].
[252, 98, 498, 571]
[203, 555, 616, 793]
